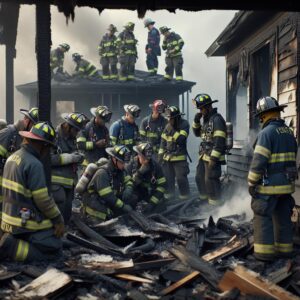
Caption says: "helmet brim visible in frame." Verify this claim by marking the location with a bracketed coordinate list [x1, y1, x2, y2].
[19, 131, 55, 146]
[145, 22, 155, 27]
[61, 113, 82, 131]
[90, 107, 97, 117]
[254, 104, 287, 117]
[196, 99, 218, 109]
[105, 147, 125, 163]
[20, 109, 37, 124]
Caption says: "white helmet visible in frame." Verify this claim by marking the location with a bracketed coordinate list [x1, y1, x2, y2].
[124, 104, 141, 119]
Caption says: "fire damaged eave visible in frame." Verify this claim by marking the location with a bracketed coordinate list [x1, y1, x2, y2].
[205, 11, 278, 57]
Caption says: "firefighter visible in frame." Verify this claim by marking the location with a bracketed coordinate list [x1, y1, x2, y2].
[140, 99, 167, 156]
[116, 22, 138, 81]
[158, 106, 190, 200]
[77, 106, 112, 165]
[193, 93, 226, 206]
[51, 113, 85, 224]
[50, 43, 70, 76]
[72, 53, 99, 78]
[99, 24, 118, 80]
[110, 104, 141, 152]
[82, 145, 133, 224]
[0, 122, 64, 262]
[126, 143, 167, 212]
[248, 96, 297, 261]
[0, 108, 39, 211]
[159, 26, 184, 81]
[144, 18, 161, 76]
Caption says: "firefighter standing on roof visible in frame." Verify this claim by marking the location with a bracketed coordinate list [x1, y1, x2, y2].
[110, 104, 141, 152]
[51, 113, 85, 224]
[116, 22, 138, 81]
[144, 18, 161, 76]
[158, 106, 190, 200]
[248, 96, 297, 261]
[77, 106, 111, 165]
[0, 122, 64, 262]
[140, 100, 167, 156]
[160, 26, 184, 81]
[99, 24, 119, 80]
[50, 43, 70, 76]
[193, 93, 227, 206]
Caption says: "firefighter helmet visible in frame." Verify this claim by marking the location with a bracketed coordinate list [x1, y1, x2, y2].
[20, 107, 39, 124]
[255, 96, 287, 116]
[159, 26, 171, 34]
[149, 99, 167, 114]
[106, 145, 131, 163]
[61, 112, 86, 130]
[19, 122, 56, 145]
[144, 18, 155, 27]
[133, 143, 153, 159]
[192, 93, 218, 109]
[59, 43, 70, 51]
[108, 24, 118, 32]
[90, 106, 112, 122]
[72, 53, 82, 61]
[165, 105, 184, 119]
[124, 22, 135, 31]
[124, 104, 141, 119]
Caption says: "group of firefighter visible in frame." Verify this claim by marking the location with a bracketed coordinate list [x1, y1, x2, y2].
[0, 93, 298, 264]
[50, 18, 185, 82]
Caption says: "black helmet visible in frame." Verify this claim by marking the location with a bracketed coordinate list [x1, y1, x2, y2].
[124, 104, 141, 119]
[165, 105, 184, 119]
[19, 122, 56, 146]
[192, 93, 218, 109]
[72, 53, 82, 61]
[20, 107, 39, 124]
[61, 112, 85, 130]
[124, 22, 135, 31]
[107, 24, 118, 32]
[255, 96, 287, 116]
[59, 43, 70, 51]
[106, 145, 131, 163]
[133, 143, 153, 159]
[90, 106, 112, 122]
[159, 26, 171, 34]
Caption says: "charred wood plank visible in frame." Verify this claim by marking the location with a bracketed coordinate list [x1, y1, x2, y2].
[278, 65, 298, 83]
[115, 274, 154, 284]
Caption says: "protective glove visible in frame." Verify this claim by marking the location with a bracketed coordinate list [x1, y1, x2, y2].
[54, 222, 65, 238]
[248, 185, 257, 198]
[194, 112, 202, 124]
[96, 139, 107, 148]
[60, 153, 84, 165]
[122, 204, 133, 213]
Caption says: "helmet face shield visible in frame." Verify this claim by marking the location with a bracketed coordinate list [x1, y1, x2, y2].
[153, 100, 166, 114]
[131, 110, 140, 119]
[101, 112, 112, 123]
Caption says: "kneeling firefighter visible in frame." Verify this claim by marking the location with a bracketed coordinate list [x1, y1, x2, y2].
[125, 143, 167, 212]
[80, 145, 134, 224]
[248, 96, 298, 261]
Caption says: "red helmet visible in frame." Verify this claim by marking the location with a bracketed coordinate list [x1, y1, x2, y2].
[150, 99, 167, 114]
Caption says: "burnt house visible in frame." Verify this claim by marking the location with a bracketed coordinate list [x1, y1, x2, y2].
[206, 11, 300, 194]
[16, 71, 195, 126]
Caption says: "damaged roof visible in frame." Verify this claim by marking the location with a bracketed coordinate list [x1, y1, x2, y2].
[205, 11, 279, 57]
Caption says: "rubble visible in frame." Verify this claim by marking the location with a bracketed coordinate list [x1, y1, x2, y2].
[1, 201, 300, 299]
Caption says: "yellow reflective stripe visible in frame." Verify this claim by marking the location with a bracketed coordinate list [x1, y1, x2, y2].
[173, 131, 180, 140]
[89, 68, 98, 76]
[51, 175, 74, 187]
[158, 149, 165, 155]
[85, 206, 107, 220]
[199, 194, 208, 200]
[86, 141, 94, 150]
[256, 184, 295, 195]
[269, 152, 296, 163]
[156, 177, 166, 185]
[179, 194, 189, 200]
[15, 240, 29, 262]
[161, 133, 172, 141]
[200, 153, 211, 162]
[164, 155, 186, 162]
[2, 213, 53, 231]
[248, 171, 261, 182]
[211, 150, 221, 159]
[77, 137, 87, 142]
[150, 196, 159, 204]
[192, 122, 200, 129]
[115, 198, 123, 208]
[156, 186, 165, 193]
[254, 243, 275, 254]
[180, 130, 188, 137]
[98, 186, 113, 196]
[0, 145, 8, 157]
[124, 175, 131, 184]
[254, 145, 271, 159]
[213, 130, 226, 138]
[208, 198, 223, 206]
[122, 139, 134, 145]
[275, 242, 293, 253]
[32, 187, 49, 201]
[146, 132, 158, 138]
[110, 136, 117, 141]
[79, 68, 85, 72]
[139, 130, 146, 136]
[2, 178, 32, 197]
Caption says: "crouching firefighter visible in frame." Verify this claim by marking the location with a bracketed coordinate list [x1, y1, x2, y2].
[126, 143, 167, 213]
[158, 106, 190, 200]
[248, 96, 298, 261]
[193, 94, 227, 206]
[0, 122, 64, 262]
[51, 113, 85, 224]
[81, 145, 134, 224]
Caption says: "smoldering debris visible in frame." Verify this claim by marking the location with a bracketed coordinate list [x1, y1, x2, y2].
[0, 200, 300, 300]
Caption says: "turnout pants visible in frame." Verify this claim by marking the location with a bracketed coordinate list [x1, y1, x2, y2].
[146, 52, 158, 74]
[100, 56, 118, 79]
[252, 194, 295, 261]
[165, 56, 183, 81]
[195, 159, 222, 205]
[119, 55, 136, 81]
[52, 185, 74, 224]
[164, 160, 190, 200]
